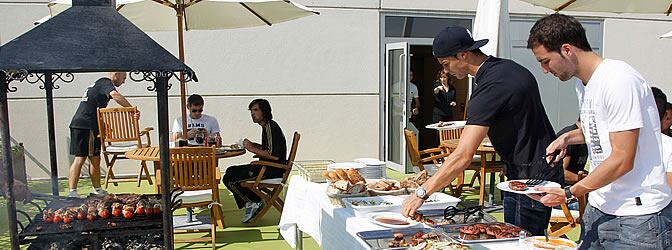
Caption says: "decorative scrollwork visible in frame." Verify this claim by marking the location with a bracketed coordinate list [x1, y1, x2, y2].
[51, 73, 75, 90]
[0, 69, 28, 92]
[130, 70, 196, 92]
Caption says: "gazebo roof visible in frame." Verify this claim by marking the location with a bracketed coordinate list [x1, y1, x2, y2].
[0, 0, 192, 74]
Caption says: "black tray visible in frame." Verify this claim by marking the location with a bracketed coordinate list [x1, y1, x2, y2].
[437, 222, 530, 244]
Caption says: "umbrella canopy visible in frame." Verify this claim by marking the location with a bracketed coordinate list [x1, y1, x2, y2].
[518, 0, 672, 15]
[662, 30, 672, 39]
[0, 0, 192, 73]
[47, 0, 319, 31]
[43, 0, 318, 136]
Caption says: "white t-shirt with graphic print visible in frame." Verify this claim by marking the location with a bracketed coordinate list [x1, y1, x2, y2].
[575, 59, 671, 216]
[172, 114, 221, 137]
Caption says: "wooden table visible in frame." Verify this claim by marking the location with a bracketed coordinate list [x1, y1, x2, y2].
[125, 146, 246, 193]
[441, 139, 504, 207]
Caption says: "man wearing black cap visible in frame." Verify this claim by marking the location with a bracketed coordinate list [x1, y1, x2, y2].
[401, 26, 562, 236]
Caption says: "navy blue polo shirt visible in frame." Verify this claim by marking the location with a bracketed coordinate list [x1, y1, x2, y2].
[466, 56, 562, 184]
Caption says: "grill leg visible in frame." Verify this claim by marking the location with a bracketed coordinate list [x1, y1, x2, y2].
[187, 208, 194, 222]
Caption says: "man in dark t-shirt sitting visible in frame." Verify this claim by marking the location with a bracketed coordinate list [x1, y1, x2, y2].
[68, 72, 138, 198]
[402, 26, 562, 236]
[223, 99, 287, 223]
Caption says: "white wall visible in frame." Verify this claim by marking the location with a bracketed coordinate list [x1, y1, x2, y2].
[1, 2, 381, 179]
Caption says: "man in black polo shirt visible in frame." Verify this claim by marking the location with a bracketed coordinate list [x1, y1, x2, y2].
[401, 26, 562, 235]
[223, 99, 287, 223]
[68, 72, 138, 197]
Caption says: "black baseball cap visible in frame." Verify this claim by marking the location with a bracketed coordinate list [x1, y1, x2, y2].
[432, 26, 489, 58]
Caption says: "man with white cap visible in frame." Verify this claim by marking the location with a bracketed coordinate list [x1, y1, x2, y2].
[401, 26, 561, 236]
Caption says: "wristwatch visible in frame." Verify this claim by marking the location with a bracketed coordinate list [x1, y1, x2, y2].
[564, 185, 578, 204]
[415, 187, 430, 200]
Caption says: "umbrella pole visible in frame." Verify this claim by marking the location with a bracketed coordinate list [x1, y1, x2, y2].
[0, 72, 20, 249]
[177, 7, 188, 138]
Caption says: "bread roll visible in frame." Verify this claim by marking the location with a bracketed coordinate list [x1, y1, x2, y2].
[345, 168, 365, 184]
[334, 169, 349, 181]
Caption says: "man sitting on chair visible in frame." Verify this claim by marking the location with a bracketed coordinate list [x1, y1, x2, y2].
[223, 99, 287, 223]
[171, 94, 221, 144]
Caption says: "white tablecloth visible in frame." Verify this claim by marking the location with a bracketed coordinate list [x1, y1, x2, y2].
[279, 175, 519, 249]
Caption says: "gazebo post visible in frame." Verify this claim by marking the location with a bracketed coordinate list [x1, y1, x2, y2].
[156, 75, 174, 249]
[44, 73, 59, 196]
[0, 72, 20, 249]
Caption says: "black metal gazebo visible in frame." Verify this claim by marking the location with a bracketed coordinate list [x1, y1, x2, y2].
[0, 0, 196, 249]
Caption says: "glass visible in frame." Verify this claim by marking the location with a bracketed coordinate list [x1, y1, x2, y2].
[384, 16, 472, 38]
[207, 135, 216, 146]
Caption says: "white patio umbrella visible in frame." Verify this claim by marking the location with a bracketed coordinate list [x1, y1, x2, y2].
[45, 0, 319, 136]
[662, 30, 672, 39]
[516, 0, 672, 15]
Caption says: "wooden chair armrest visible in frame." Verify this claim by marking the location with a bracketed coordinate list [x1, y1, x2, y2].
[254, 154, 280, 162]
[250, 160, 290, 170]
[140, 127, 154, 147]
[420, 152, 450, 164]
[419, 147, 444, 155]
[560, 202, 576, 226]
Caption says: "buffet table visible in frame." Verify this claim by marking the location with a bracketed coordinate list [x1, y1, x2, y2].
[279, 176, 519, 249]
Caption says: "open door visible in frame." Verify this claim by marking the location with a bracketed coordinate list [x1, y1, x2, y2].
[385, 42, 410, 173]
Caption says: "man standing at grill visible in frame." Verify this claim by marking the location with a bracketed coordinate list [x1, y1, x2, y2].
[223, 99, 286, 223]
[528, 14, 672, 248]
[68, 72, 138, 198]
[401, 26, 562, 236]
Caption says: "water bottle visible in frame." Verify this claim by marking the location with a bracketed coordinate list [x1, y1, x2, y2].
[518, 230, 528, 248]
[215, 134, 222, 147]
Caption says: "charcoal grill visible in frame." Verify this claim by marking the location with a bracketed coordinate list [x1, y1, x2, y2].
[17, 189, 183, 249]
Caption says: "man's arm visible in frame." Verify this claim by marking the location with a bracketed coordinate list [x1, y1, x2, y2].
[110, 90, 132, 107]
[243, 139, 279, 161]
[401, 125, 488, 217]
[546, 126, 586, 164]
[533, 129, 639, 206]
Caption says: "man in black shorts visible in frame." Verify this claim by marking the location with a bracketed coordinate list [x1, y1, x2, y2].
[68, 72, 138, 197]
[223, 99, 286, 223]
[402, 26, 562, 236]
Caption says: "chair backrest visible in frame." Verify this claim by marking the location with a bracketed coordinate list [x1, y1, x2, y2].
[97, 106, 141, 146]
[577, 171, 589, 221]
[439, 128, 463, 142]
[281, 132, 301, 182]
[169, 146, 218, 191]
[403, 128, 422, 167]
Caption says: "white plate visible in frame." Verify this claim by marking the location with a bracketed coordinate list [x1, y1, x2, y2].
[398, 193, 461, 210]
[328, 162, 366, 170]
[497, 180, 561, 194]
[482, 142, 493, 147]
[220, 145, 245, 151]
[425, 120, 466, 130]
[355, 158, 386, 166]
[368, 212, 420, 229]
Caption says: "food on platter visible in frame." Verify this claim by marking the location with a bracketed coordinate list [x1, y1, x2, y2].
[368, 179, 403, 191]
[387, 231, 441, 248]
[41, 193, 162, 225]
[458, 223, 523, 241]
[436, 121, 454, 127]
[508, 181, 528, 191]
[349, 199, 394, 207]
[376, 216, 411, 225]
[522, 236, 578, 249]
[323, 168, 367, 195]
[400, 170, 430, 189]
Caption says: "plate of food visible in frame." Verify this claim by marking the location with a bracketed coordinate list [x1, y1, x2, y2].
[367, 179, 406, 196]
[521, 236, 578, 250]
[439, 222, 529, 244]
[220, 144, 244, 151]
[496, 180, 561, 194]
[368, 212, 421, 229]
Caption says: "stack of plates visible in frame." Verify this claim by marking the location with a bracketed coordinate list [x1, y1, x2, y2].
[354, 158, 386, 179]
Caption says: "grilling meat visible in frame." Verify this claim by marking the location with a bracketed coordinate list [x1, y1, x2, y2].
[508, 181, 528, 191]
[459, 223, 524, 240]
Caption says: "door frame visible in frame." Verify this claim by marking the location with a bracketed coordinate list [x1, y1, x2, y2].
[384, 42, 409, 172]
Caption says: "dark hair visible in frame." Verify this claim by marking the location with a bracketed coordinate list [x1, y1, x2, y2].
[527, 13, 592, 53]
[249, 99, 273, 120]
[187, 94, 204, 107]
[470, 48, 485, 56]
[652, 87, 667, 120]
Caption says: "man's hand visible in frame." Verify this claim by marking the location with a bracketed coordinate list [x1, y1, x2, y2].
[134, 110, 141, 120]
[546, 135, 568, 165]
[401, 194, 426, 218]
[527, 186, 565, 207]
[243, 138, 253, 150]
[186, 129, 197, 139]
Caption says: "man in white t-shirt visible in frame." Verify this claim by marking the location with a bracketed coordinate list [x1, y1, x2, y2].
[527, 14, 672, 249]
[171, 94, 221, 144]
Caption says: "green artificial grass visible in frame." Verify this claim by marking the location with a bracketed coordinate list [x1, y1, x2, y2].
[0, 168, 579, 249]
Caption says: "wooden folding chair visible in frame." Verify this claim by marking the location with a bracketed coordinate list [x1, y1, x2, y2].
[97, 106, 153, 188]
[240, 131, 300, 226]
[169, 146, 222, 249]
[548, 171, 589, 237]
